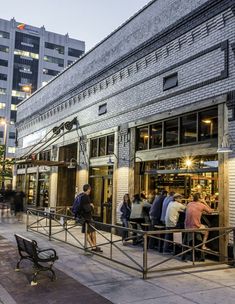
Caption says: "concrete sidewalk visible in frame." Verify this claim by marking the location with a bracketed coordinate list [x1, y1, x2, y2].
[1, 219, 235, 304]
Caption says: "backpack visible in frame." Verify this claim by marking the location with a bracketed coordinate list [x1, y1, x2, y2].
[71, 193, 84, 218]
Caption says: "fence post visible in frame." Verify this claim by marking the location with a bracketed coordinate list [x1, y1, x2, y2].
[143, 232, 148, 279]
[84, 221, 88, 251]
[233, 228, 235, 266]
[192, 231, 195, 265]
[26, 209, 29, 231]
[49, 212, 52, 241]
[110, 228, 113, 259]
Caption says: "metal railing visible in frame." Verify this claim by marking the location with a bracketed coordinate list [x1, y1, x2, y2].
[26, 208, 235, 279]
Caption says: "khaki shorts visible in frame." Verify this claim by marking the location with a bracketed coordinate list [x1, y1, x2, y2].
[199, 224, 208, 233]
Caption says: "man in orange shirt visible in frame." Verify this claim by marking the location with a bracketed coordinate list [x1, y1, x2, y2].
[185, 192, 213, 250]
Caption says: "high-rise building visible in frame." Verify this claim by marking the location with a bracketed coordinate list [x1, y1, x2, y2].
[0, 18, 85, 156]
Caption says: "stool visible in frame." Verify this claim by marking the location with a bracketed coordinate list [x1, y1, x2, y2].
[182, 232, 205, 262]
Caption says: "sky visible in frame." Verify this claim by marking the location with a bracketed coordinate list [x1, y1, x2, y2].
[0, 0, 151, 51]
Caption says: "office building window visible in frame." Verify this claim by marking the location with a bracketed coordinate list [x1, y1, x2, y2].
[9, 132, 15, 139]
[0, 31, 10, 39]
[0, 74, 7, 81]
[0, 87, 6, 95]
[10, 111, 17, 122]
[8, 147, 16, 153]
[11, 104, 17, 110]
[43, 68, 59, 76]
[99, 137, 106, 156]
[15, 32, 40, 53]
[180, 114, 197, 144]
[44, 55, 64, 67]
[11, 90, 25, 98]
[163, 73, 178, 91]
[0, 59, 8, 67]
[0, 103, 6, 109]
[68, 48, 83, 58]
[67, 60, 73, 65]
[0, 45, 9, 53]
[45, 42, 64, 54]
[14, 49, 39, 59]
[0, 131, 3, 138]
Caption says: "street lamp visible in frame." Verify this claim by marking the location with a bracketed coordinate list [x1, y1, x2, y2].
[0, 118, 8, 190]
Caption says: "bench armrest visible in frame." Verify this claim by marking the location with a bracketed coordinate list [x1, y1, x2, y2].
[37, 248, 57, 257]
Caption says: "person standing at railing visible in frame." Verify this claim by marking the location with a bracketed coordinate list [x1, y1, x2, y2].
[79, 184, 103, 253]
[120, 194, 131, 243]
[185, 192, 213, 250]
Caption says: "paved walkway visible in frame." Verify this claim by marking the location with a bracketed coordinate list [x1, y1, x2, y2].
[1, 218, 235, 304]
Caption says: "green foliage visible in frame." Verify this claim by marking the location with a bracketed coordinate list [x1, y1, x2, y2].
[0, 145, 13, 182]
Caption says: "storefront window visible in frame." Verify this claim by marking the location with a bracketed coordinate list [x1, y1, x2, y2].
[180, 114, 197, 144]
[27, 173, 36, 205]
[150, 123, 162, 148]
[99, 137, 106, 156]
[91, 139, 98, 157]
[137, 126, 149, 150]
[199, 108, 218, 141]
[107, 134, 114, 155]
[164, 118, 178, 146]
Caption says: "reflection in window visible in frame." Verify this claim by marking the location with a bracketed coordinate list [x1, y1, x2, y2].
[99, 137, 106, 156]
[137, 127, 149, 150]
[180, 114, 197, 144]
[164, 118, 178, 146]
[150, 123, 162, 148]
[107, 135, 114, 155]
[199, 108, 218, 141]
[91, 139, 98, 157]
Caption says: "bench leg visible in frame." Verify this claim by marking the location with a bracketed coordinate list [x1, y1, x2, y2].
[15, 257, 24, 271]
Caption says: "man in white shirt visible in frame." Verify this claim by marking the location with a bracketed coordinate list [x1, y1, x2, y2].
[164, 193, 186, 253]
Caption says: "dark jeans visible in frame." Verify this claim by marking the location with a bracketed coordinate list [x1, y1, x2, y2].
[121, 218, 129, 240]
[163, 226, 175, 253]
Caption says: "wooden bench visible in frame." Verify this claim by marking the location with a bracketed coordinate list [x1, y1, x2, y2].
[15, 234, 58, 286]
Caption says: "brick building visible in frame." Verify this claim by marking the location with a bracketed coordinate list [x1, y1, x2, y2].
[15, 0, 235, 233]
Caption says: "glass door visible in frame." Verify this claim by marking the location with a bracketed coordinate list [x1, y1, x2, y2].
[89, 166, 113, 223]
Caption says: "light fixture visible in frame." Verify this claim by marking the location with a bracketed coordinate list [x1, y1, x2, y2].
[217, 133, 233, 153]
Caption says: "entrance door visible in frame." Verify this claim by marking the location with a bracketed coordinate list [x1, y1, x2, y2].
[89, 166, 113, 224]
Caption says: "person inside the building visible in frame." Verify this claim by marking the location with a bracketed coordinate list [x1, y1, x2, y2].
[120, 193, 132, 244]
[79, 184, 103, 253]
[160, 191, 175, 225]
[185, 192, 213, 250]
[164, 193, 186, 254]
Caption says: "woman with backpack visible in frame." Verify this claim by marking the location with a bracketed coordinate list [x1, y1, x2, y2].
[120, 194, 131, 243]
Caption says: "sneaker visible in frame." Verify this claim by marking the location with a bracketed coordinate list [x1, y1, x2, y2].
[91, 247, 103, 253]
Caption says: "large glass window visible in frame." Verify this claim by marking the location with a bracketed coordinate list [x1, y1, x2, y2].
[91, 139, 98, 157]
[199, 108, 218, 141]
[107, 135, 114, 155]
[150, 123, 162, 148]
[180, 114, 197, 144]
[45, 42, 64, 54]
[164, 118, 178, 146]
[137, 127, 149, 150]
[99, 137, 106, 156]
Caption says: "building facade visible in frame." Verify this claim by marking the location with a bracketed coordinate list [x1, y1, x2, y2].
[15, 0, 235, 238]
[0, 18, 85, 157]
